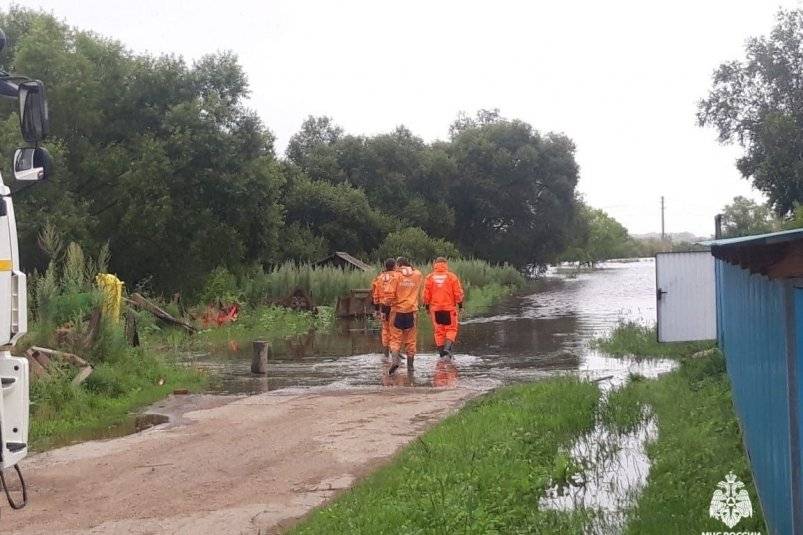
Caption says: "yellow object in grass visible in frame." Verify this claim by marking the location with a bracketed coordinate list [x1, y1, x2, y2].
[96, 273, 124, 323]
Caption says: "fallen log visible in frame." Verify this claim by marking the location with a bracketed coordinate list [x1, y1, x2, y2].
[126, 293, 197, 334]
[26, 347, 93, 385]
[24, 353, 47, 378]
[30, 346, 89, 368]
[71, 366, 93, 386]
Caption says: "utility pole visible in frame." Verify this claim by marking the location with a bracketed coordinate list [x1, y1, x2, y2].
[660, 196, 666, 242]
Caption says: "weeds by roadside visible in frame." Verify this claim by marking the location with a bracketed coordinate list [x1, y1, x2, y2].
[591, 320, 714, 359]
[595, 324, 766, 533]
[291, 378, 598, 534]
[23, 240, 204, 450]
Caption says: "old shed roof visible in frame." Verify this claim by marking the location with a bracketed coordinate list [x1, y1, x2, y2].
[701, 228, 803, 279]
[315, 251, 373, 271]
[700, 228, 803, 249]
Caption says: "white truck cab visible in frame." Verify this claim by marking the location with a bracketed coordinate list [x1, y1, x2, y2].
[0, 27, 53, 511]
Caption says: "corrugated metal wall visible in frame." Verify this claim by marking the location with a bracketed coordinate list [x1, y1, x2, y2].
[716, 260, 798, 534]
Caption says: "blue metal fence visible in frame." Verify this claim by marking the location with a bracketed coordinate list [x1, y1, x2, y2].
[716, 259, 801, 534]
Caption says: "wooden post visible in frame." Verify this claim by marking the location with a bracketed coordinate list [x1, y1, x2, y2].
[251, 340, 269, 374]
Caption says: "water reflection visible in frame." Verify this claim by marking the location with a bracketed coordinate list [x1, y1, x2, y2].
[186, 260, 665, 531]
[194, 260, 657, 395]
[540, 351, 678, 533]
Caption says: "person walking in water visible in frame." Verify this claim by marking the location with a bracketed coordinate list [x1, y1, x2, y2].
[387, 257, 423, 375]
[423, 257, 464, 359]
[371, 258, 398, 359]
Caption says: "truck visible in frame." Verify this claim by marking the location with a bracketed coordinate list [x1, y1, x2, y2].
[0, 27, 52, 513]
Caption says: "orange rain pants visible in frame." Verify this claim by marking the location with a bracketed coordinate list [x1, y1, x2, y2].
[380, 306, 392, 347]
[430, 309, 459, 347]
[388, 311, 417, 358]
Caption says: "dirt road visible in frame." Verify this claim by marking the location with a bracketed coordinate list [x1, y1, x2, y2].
[4, 386, 479, 534]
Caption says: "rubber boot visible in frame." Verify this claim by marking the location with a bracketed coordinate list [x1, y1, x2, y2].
[443, 340, 454, 359]
[437, 345, 445, 358]
[406, 356, 414, 372]
[388, 352, 401, 375]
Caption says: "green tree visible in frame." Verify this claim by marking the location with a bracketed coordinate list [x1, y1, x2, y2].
[375, 227, 459, 264]
[446, 111, 579, 269]
[0, 8, 286, 292]
[699, 9, 803, 215]
[720, 196, 776, 238]
[282, 172, 392, 257]
[562, 204, 635, 264]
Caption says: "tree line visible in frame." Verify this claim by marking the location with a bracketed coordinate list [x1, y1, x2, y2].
[0, 8, 580, 295]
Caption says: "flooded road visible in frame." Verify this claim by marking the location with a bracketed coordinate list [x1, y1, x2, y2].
[14, 260, 672, 535]
[195, 259, 658, 394]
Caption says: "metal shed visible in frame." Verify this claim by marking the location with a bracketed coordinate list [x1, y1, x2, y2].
[707, 228, 803, 535]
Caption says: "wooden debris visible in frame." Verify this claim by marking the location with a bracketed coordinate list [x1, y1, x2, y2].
[251, 340, 270, 375]
[690, 348, 719, 359]
[30, 346, 89, 367]
[125, 311, 140, 347]
[71, 366, 93, 386]
[127, 293, 197, 334]
[25, 346, 93, 385]
[82, 308, 103, 349]
[32, 352, 51, 369]
[591, 375, 615, 383]
[25, 354, 47, 378]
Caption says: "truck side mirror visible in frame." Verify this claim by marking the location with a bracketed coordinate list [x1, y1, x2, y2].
[18, 80, 49, 143]
[13, 147, 51, 182]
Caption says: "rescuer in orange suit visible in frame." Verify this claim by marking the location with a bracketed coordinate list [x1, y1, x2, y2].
[387, 257, 423, 375]
[423, 257, 464, 359]
[371, 258, 397, 359]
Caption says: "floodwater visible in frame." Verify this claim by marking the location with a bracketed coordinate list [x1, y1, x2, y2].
[195, 259, 661, 394]
[186, 258, 675, 533]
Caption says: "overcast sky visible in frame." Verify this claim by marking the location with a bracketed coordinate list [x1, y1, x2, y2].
[6, 0, 802, 236]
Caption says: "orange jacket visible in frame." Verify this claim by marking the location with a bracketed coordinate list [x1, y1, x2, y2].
[372, 270, 398, 306]
[390, 266, 423, 313]
[423, 261, 464, 311]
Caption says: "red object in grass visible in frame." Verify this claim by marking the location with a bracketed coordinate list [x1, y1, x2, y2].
[200, 303, 240, 328]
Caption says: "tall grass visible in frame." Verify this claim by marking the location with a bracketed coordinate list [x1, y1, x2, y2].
[591, 320, 715, 359]
[201, 259, 527, 309]
[22, 234, 204, 450]
[245, 263, 378, 306]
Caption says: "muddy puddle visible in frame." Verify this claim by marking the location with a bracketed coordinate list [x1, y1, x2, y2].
[191, 259, 659, 394]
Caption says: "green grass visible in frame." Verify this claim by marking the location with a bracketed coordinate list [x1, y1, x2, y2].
[594, 323, 766, 533]
[29, 348, 204, 450]
[203, 259, 526, 309]
[604, 354, 766, 533]
[592, 320, 714, 359]
[461, 283, 515, 316]
[142, 305, 335, 353]
[291, 378, 599, 534]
